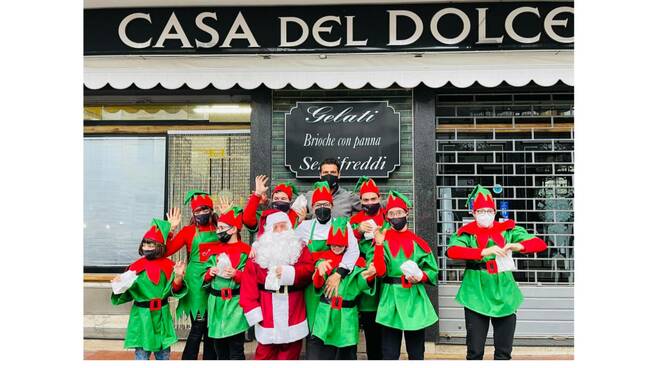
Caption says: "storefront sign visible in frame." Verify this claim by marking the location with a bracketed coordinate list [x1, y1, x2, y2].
[284, 101, 401, 178]
[84, 2, 573, 55]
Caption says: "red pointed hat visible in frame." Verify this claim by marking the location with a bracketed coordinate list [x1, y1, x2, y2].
[326, 217, 349, 247]
[218, 206, 244, 231]
[142, 218, 171, 245]
[354, 176, 380, 197]
[385, 190, 412, 213]
[466, 185, 496, 211]
[184, 190, 214, 211]
[272, 181, 298, 201]
[311, 181, 333, 205]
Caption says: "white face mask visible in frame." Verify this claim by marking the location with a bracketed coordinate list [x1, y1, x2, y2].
[475, 213, 495, 228]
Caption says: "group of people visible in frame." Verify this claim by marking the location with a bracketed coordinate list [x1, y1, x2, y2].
[111, 158, 547, 360]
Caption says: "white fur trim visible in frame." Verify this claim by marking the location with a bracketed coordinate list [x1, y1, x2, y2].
[254, 293, 308, 344]
[279, 265, 295, 286]
[244, 307, 263, 326]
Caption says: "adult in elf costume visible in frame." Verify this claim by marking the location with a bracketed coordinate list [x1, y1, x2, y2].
[307, 217, 378, 360]
[294, 181, 359, 334]
[202, 205, 251, 360]
[446, 185, 547, 360]
[349, 176, 386, 360]
[111, 218, 188, 360]
[163, 190, 219, 360]
[372, 191, 439, 360]
[243, 175, 305, 237]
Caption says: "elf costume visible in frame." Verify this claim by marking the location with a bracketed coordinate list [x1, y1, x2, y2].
[163, 190, 219, 360]
[307, 217, 376, 360]
[373, 190, 439, 360]
[202, 206, 251, 359]
[446, 185, 547, 360]
[111, 219, 188, 357]
[243, 181, 301, 237]
[349, 176, 385, 360]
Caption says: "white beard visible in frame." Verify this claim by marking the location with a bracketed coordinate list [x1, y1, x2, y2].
[253, 229, 303, 269]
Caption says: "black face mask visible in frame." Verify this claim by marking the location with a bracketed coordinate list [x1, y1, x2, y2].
[321, 174, 339, 191]
[315, 207, 332, 224]
[143, 249, 160, 260]
[217, 230, 233, 243]
[194, 213, 211, 226]
[272, 201, 291, 213]
[389, 216, 407, 231]
[363, 203, 381, 216]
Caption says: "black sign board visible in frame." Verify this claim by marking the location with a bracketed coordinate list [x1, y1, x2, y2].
[84, 2, 573, 55]
[284, 101, 401, 178]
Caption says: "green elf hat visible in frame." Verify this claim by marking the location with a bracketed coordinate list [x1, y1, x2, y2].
[385, 190, 412, 213]
[272, 181, 299, 201]
[218, 205, 244, 231]
[327, 216, 349, 247]
[184, 190, 214, 211]
[142, 218, 172, 245]
[353, 176, 380, 197]
[466, 184, 496, 211]
[311, 181, 333, 205]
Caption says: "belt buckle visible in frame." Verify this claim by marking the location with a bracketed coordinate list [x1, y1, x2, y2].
[486, 260, 498, 274]
[401, 275, 412, 288]
[149, 298, 162, 311]
[330, 296, 343, 310]
[276, 285, 288, 295]
[220, 288, 232, 300]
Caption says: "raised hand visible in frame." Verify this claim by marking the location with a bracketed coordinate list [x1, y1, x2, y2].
[255, 175, 269, 196]
[167, 207, 182, 230]
[216, 194, 233, 213]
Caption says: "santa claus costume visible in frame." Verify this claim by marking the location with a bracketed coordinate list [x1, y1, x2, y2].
[243, 181, 301, 237]
[446, 185, 547, 360]
[239, 212, 315, 360]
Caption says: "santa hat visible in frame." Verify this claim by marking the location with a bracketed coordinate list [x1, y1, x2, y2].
[353, 176, 380, 197]
[326, 217, 349, 247]
[311, 181, 333, 205]
[264, 211, 291, 234]
[385, 190, 412, 213]
[218, 206, 243, 231]
[466, 184, 496, 211]
[272, 181, 298, 201]
[184, 190, 214, 211]
[142, 218, 171, 245]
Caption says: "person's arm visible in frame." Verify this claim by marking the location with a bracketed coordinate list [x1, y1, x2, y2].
[163, 226, 192, 257]
[238, 259, 263, 326]
[338, 224, 359, 274]
[417, 242, 439, 285]
[446, 233, 483, 261]
[351, 192, 362, 216]
[232, 253, 249, 284]
[304, 191, 314, 220]
[242, 193, 262, 232]
[508, 226, 548, 254]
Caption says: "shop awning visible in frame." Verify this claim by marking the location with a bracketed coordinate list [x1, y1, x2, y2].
[83, 50, 573, 90]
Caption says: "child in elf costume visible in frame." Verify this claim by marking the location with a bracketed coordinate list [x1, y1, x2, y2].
[307, 217, 377, 360]
[243, 175, 304, 237]
[163, 190, 220, 360]
[446, 185, 547, 360]
[372, 191, 439, 360]
[202, 206, 251, 360]
[111, 218, 188, 360]
[349, 176, 386, 360]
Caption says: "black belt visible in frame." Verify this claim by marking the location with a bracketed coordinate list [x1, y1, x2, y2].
[134, 298, 169, 311]
[320, 295, 356, 309]
[465, 260, 498, 274]
[382, 275, 415, 288]
[209, 287, 240, 300]
[258, 284, 303, 293]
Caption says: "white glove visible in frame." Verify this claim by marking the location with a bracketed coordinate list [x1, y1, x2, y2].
[216, 253, 232, 279]
[495, 250, 517, 273]
[264, 267, 281, 291]
[400, 260, 423, 279]
[111, 270, 137, 294]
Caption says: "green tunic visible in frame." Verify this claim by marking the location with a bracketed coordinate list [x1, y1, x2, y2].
[375, 231, 439, 331]
[176, 228, 219, 319]
[311, 258, 375, 348]
[203, 248, 250, 339]
[351, 225, 380, 312]
[449, 225, 535, 317]
[111, 271, 187, 352]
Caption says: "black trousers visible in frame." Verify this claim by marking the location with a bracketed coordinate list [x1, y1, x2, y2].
[381, 325, 425, 360]
[306, 335, 357, 360]
[360, 311, 383, 360]
[213, 332, 245, 360]
[464, 307, 517, 360]
[181, 313, 217, 360]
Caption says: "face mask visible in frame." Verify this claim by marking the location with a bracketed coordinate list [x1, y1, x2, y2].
[389, 216, 407, 231]
[217, 230, 233, 243]
[315, 207, 332, 224]
[363, 203, 381, 216]
[321, 174, 339, 191]
[476, 213, 495, 228]
[143, 249, 160, 260]
[194, 213, 211, 226]
[272, 201, 291, 213]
